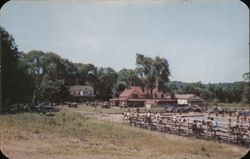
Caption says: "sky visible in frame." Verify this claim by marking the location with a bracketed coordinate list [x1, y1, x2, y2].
[0, 0, 249, 83]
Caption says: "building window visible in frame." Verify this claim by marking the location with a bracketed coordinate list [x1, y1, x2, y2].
[154, 94, 157, 98]
[132, 93, 138, 98]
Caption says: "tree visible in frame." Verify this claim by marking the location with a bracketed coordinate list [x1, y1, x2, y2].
[39, 74, 68, 103]
[1, 27, 33, 113]
[243, 72, 250, 82]
[61, 59, 78, 86]
[242, 72, 250, 104]
[23, 50, 47, 103]
[112, 81, 127, 97]
[112, 68, 141, 97]
[95, 67, 118, 100]
[76, 63, 97, 89]
[136, 53, 170, 99]
[22, 51, 71, 103]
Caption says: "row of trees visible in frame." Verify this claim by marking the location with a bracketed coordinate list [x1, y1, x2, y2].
[1, 27, 170, 113]
[1, 26, 250, 113]
[167, 81, 250, 103]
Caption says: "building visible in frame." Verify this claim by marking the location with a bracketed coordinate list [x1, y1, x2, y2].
[110, 86, 176, 107]
[110, 86, 203, 107]
[175, 94, 203, 105]
[68, 85, 95, 102]
[110, 86, 146, 107]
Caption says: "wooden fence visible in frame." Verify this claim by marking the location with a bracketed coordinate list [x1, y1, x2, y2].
[123, 112, 250, 147]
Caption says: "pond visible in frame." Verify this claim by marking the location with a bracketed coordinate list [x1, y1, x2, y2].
[184, 115, 249, 128]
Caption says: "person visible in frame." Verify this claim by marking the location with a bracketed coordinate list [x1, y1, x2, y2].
[146, 111, 151, 118]
[244, 114, 247, 122]
[237, 115, 240, 123]
[198, 120, 203, 136]
[228, 118, 232, 130]
[202, 119, 206, 125]
[173, 113, 176, 122]
[192, 120, 198, 136]
[211, 118, 218, 128]
[236, 111, 239, 117]
[136, 107, 140, 113]
[210, 117, 217, 137]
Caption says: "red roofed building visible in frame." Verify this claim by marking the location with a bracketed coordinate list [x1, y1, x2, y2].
[110, 86, 176, 107]
[110, 86, 203, 107]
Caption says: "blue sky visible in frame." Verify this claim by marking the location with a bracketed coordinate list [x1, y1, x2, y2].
[0, 0, 249, 83]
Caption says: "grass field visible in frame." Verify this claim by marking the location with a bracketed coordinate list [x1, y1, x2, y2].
[0, 110, 248, 159]
[62, 104, 164, 114]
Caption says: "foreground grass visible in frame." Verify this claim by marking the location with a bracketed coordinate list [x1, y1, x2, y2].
[0, 111, 248, 159]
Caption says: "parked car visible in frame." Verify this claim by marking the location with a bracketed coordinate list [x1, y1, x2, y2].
[101, 102, 110, 108]
[67, 102, 78, 108]
[35, 102, 58, 114]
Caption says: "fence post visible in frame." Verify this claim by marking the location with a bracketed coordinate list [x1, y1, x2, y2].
[179, 123, 181, 135]
[206, 122, 208, 140]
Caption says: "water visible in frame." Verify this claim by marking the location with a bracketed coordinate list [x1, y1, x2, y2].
[184, 115, 249, 128]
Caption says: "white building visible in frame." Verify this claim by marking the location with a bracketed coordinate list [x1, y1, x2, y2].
[175, 94, 203, 105]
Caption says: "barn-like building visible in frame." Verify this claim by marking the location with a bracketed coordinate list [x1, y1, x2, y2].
[110, 86, 203, 107]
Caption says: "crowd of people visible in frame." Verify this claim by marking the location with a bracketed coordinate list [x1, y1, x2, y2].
[123, 108, 250, 144]
[86, 101, 110, 108]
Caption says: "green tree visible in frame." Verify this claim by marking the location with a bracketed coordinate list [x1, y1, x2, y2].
[76, 63, 97, 88]
[22, 51, 71, 103]
[242, 72, 250, 103]
[61, 59, 78, 86]
[96, 67, 118, 100]
[1, 27, 34, 113]
[112, 81, 127, 97]
[23, 50, 47, 103]
[112, 68, 141, 97]
[136, 53, 170, 99]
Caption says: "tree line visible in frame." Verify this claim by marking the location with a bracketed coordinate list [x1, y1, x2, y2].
[1, 27, 250, 113]
[167, 81, 249, 104]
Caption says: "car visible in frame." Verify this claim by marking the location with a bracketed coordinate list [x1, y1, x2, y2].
[101, 102, 110, 108]
[35, 102, 58, 114]
[67, 102, 78, 107]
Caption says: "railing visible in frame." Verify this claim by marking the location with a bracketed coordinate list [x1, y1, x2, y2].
[123, 112, 250, 147]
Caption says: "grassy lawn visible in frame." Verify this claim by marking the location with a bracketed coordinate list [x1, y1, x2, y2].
[63, 103, 250, 115]
[0, 111, 248, 159]
[61, 104, 164, 114]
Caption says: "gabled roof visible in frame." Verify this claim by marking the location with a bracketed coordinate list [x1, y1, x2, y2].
[119, 86, 167, 98]
[119, 86, 145, 98]
[69, 85, 94, 91]
[175, 94, 202, 100]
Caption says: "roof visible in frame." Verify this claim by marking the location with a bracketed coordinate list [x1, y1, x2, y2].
[69, 85, 94, 91]
[156, 99, 177, 102]
[119, 86, 167, 98]
[110, 98, 128, 101]
[175, 94, 202, 100]
[119, 86, 145, 98]
[128, 99, 146, 102]
[145, 99, 157, 104]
